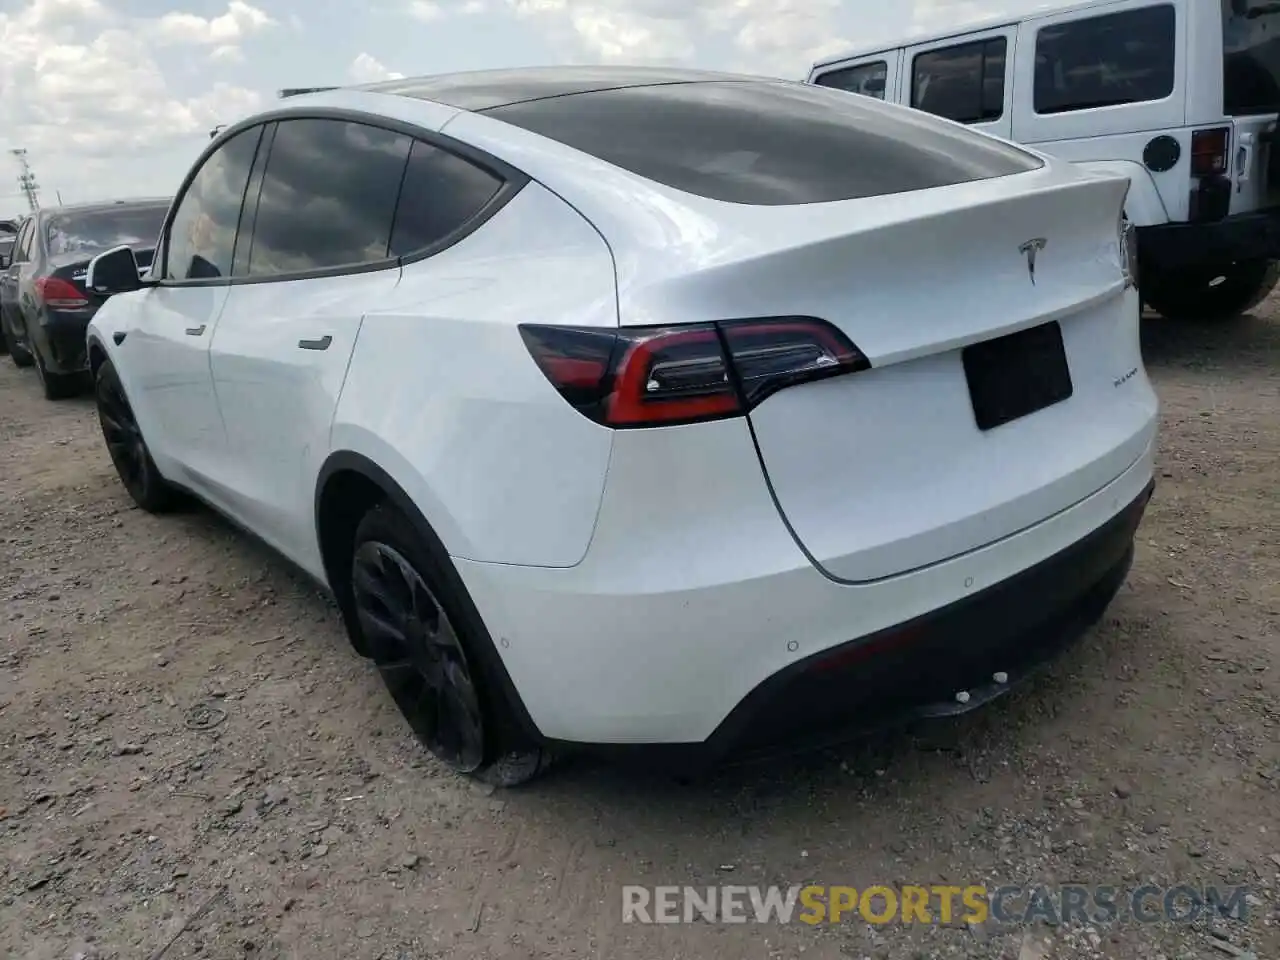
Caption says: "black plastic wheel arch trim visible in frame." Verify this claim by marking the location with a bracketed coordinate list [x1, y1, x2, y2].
[314, 450, 546, 747]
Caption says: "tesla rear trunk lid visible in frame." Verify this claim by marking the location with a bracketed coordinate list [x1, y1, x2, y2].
[629, 172, 1151, 582]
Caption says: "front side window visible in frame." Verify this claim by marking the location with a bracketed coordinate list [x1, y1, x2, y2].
[45, 204, 168, 257]
[911, 38, 1007, 124]
[242, 119, 411, 277]
[1034, 5, 1176, 115]
[14, 221, 34, 262]
[165, 126, 263, 281]
[814, 61, 889, 99]
[389, 140, 503, 258]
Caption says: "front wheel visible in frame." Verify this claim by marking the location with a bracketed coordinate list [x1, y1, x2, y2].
[1141, 259, 1280, 321]
[94, 358, 179, 512]
[350, 504, 552, 787]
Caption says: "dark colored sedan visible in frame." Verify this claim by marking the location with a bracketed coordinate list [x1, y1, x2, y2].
[0, 198, 170, 398]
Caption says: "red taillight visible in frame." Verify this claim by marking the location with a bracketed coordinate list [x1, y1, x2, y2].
[34, 277, 89, 309]
[1190, 127, 1230, 178]
[519, 318, 870, 428]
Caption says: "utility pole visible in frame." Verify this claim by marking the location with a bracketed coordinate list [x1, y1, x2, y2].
[10, 149, 39, 211]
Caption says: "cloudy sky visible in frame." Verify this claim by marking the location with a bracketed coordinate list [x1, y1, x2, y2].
[0, 0, 992, 213]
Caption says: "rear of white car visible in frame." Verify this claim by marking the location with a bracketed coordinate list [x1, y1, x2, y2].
[419, 79, 1158, 762]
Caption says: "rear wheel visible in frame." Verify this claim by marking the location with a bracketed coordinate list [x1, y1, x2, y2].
[32, 344, 82, 400]
[94, 358, 178, 512]
[1141, 259, 1280, 321]
[6, 314, 32, 367]
[350, 504, 551, 787]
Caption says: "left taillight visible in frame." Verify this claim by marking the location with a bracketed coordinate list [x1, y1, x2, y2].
[1190, 127, 1231, 178]
[34, 277, 89, 309]
[519, 317, 870, 428]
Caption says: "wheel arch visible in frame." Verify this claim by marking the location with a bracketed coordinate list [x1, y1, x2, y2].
[313, 449, 545, 742]
[87, 334, 110, 378]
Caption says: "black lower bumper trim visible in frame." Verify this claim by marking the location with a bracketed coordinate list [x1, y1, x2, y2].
[552, 480, 1154, 774]
[1138, 208, 1280, 269]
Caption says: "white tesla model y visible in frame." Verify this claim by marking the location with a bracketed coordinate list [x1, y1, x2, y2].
[84, 67, 1157, 785]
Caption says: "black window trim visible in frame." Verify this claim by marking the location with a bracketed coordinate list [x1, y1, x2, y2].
[1031, 3, 1177, 117]
[910, 33, 1010, 125]
[155, 106, 531, 290]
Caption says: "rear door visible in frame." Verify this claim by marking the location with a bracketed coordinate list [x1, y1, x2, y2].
[811, 51, 903, 103]
[904, 27, 1017, 140]
[206, 117, 411, 574]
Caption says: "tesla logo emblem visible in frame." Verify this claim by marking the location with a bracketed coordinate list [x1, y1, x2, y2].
[1018, 237, 1048, 284]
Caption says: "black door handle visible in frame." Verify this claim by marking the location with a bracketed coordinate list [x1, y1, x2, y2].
[298, 335, 332, 351]
[185, 324, 206, 336]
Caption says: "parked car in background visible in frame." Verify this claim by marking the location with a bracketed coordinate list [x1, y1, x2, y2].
[0, 199, 169, 398]
[0, 218, 19, 354]
[808, 0, 1280, 322]
[85, 67, 1154, 787]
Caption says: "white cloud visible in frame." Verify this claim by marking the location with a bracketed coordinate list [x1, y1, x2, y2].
[0, 0, 263, 204]
[150, 1, 275, 47]
[348, 52, 406, 83]
[407, 0, 444, 20]
[496, 0, 847, 73]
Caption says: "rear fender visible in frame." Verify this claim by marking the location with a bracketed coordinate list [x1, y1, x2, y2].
[1072, 160, 1169, 227]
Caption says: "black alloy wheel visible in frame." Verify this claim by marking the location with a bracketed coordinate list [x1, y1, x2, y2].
[352, 538, 489, 773]
[95, 360, 175, 512]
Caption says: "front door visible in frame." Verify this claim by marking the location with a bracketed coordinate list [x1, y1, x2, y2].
[905, 27, 1017, 141]
[206, 117, 412, 575]
[127, 123, 267, 488]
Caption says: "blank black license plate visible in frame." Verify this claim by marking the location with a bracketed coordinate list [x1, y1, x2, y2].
[962, 321, 1073, 431]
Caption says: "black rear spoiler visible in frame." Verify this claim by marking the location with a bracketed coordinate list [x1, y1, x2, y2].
[209, 87, 342, 138]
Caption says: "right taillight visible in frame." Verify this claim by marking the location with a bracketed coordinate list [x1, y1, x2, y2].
[1190, 127, 1231, 178]
[519, 317, 870, 428]
[34, 276, 89, 309]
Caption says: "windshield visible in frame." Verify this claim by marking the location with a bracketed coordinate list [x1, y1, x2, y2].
[45, 204, 168, 257]
[1224, 0, 1280, 115]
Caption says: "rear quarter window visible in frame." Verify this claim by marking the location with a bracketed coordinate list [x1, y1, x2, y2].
[483, 80, 1041, 206]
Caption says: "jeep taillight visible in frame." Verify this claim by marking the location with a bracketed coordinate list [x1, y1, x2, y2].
[519, 318, 870, 428]
[1191, 127, 1230, 178]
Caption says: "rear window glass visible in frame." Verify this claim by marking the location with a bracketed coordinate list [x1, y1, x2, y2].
[484, 80, 1041, 206]
[45, 205, 168, 257]
[814, 61, 889, 99]
[1034, 5, 1176, 115]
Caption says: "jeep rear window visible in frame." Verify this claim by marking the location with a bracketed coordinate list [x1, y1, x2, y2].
[1223, 0, 1280, 116]
[483, 80, 1042, 206]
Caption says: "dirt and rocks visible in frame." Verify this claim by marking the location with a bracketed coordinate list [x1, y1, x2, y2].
[1, 308, 1278, 960]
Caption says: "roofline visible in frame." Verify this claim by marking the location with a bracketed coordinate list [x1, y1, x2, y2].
[809, 0, 1126, 71]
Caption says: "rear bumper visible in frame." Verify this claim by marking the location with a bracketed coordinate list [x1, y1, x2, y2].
[688, 480, 1151, 769]
[1138, 207, 1280, 269]
[456, 419, 1157, 761]
[36, 309, 94, 374]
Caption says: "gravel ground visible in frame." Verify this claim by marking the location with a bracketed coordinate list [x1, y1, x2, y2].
[1, 307, 1277, 960]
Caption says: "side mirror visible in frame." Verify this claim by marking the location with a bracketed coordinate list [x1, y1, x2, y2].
[87, 245, 143, 296]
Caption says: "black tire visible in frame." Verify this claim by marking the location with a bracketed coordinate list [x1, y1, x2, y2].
[350, 503, 551, 787]
[1141, 259, 1280, 321]
[0, 320, 9, 356]
[94, 358, 179, 513]
[7, 317, 33, 367]
[32, 344, 82, 400]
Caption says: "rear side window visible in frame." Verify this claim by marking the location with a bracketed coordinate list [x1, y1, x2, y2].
[45, 205, 168, 257]
[389, 140, 503, 258]
[814, 61, 888, 99]
[911, 38, 1007, 124]
[484, 80, 1040, 206]
[243, 118, 412, 277]
[1034, 5, 1176, 115]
